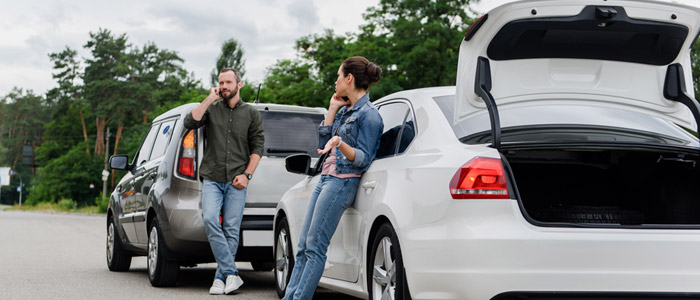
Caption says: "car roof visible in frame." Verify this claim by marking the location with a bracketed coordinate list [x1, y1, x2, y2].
[375, 86, 456, 106]
[153, 101, 326, 123]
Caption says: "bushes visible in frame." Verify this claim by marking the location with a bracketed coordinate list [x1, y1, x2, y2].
[26, 141, 103, 206]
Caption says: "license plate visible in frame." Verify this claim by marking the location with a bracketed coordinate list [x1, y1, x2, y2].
[243, 230, 273, 247]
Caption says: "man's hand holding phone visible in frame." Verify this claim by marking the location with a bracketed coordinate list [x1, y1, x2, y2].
[207, 88, 222, 103]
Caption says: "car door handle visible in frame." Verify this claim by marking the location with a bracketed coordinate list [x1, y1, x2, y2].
[148, 173, 156, 180]
[362, 181, 377, 189]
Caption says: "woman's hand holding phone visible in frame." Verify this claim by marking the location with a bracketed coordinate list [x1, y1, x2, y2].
[329, 93, 349, 111]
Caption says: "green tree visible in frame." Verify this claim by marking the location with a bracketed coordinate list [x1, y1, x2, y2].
[210, 38, 246, 86]
[46, 47, 92, 157]
[26, 141, 102, 206]
[691, 40, 700, 100]
[262, 59, 326, 107]
[83, 28, 130, 156]
[0, 88, 48, 170]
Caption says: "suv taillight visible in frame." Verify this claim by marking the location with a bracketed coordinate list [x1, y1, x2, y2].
[449, 157, 510, 199]
[177, 130, 196, 178]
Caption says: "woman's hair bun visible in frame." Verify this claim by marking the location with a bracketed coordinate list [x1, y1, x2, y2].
[342, 56, 382, 90]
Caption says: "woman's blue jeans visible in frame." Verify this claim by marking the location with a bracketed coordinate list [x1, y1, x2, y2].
[202, 179, 247, 281]
[283, 175, 360, 300]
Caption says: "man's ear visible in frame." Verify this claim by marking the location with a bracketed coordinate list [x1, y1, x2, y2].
[238, 81, 244, 88]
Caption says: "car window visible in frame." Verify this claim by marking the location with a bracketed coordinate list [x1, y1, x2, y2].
[261, 111, 325, 157]
[149, 119, 176, 161]
[376, 101, 414, 159]
[134, 124, 159, 167]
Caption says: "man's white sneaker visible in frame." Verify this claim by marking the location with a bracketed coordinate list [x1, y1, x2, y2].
[224, 274, 244, 294]
[209, 278, 225, 295]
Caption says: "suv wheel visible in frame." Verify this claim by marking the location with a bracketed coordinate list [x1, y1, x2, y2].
[274, 217, 294, 298]
[106, 216, 132, 271]
[368, 223, 411, 300]
[148, 218, 179, 286]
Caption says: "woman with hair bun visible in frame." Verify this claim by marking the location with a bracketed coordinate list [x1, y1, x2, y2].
[282, 56, 384, 300]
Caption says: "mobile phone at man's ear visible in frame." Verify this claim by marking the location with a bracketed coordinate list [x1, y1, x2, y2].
[218, 91, 223, 98]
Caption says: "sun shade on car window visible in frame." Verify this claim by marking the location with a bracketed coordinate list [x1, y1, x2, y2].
[261, 111, 325, 157]
[487, 6, 689, 66]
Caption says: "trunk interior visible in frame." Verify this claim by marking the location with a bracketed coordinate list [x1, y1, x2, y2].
[503, 147, 700, 226]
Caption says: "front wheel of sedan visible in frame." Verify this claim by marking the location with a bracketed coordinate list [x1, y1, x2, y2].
[274, 217, 294, 298]
[368, 223, 411, 300]
[106, 216, 132, 271]
[148, 218, 180, 287]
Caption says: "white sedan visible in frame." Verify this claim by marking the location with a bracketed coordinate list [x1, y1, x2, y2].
[274, 0, 700, 299]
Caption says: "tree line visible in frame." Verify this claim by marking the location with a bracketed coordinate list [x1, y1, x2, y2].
[0, 0, 475, 206]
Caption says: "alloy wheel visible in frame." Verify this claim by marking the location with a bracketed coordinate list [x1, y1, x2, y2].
[372, 236, 396, 300]
[148, 227, 158, 278]
[275, 227, 290, 290]
[107, 222, 115, 263]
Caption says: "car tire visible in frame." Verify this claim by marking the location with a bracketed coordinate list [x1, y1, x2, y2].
[368, 223, 411, 300]
[148, 218, 179, 287]
[251, 260, 275, 272]
[274, 217, 294, 298]
[106, 216, 132, 271]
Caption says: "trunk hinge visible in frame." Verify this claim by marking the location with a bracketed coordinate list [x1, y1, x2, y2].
[664, 63, 700, 148]
[474, 56, 502, 150]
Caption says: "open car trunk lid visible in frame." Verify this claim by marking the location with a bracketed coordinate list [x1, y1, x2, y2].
[455, 0, 700, 146]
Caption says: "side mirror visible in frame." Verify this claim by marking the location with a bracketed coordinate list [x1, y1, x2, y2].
[109, 155, 131, 171]
[285, 154, 311, 175]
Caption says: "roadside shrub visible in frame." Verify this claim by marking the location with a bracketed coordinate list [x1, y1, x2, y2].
[57, 198, 77, 210]
[96, 196, 109, 213]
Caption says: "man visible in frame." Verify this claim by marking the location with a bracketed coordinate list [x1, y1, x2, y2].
[184, 68, 264, 295]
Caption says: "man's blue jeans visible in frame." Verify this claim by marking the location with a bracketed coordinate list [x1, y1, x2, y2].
[283, 175, 360, 300]
[202, 179, 246, 281]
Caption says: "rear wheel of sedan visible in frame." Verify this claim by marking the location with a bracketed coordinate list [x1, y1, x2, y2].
[148, 218, 179, 287]
[106, 216, 132, 271]
[274, 217, 294, 298]
[368, 223, 411, 300]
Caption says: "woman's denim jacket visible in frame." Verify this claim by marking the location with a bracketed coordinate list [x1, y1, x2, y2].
[318, 93, 383, 174]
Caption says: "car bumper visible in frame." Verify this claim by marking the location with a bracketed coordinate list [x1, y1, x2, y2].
[161, 204, 275, 262]
[400, 200, 700, 299]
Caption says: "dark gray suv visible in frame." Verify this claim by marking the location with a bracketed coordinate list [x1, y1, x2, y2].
[106, 102, 326, 286]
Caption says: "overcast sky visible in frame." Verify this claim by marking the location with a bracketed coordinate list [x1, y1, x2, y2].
[2, 0, 700, 98]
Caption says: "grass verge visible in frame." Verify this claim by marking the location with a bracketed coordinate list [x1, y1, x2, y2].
[3, 202, 103, 214]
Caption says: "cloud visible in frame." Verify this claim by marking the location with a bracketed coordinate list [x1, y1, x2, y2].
[0, 0, 380, 96]
[288, 0, 320, 31]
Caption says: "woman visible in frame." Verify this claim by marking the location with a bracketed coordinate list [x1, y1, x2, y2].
[282, 56, 384, 300]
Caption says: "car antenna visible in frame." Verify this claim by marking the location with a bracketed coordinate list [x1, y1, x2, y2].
[254, 84, 261, 104]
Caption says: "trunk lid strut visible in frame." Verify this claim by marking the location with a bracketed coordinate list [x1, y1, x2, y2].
[474, 56, 501, 150]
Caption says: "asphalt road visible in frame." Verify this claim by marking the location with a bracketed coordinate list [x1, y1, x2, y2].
[0, 209, 360, 300]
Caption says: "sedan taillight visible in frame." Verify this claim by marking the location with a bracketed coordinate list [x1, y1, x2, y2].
[450, 157, 510, 199]
[177, 130, 196, 178]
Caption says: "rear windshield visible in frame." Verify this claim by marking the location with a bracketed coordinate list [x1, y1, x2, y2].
[261, 111, 325, 157]
[434, 95, 699, 148]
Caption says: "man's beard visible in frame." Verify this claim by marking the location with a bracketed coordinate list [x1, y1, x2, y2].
[222, 85, 238, 101]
